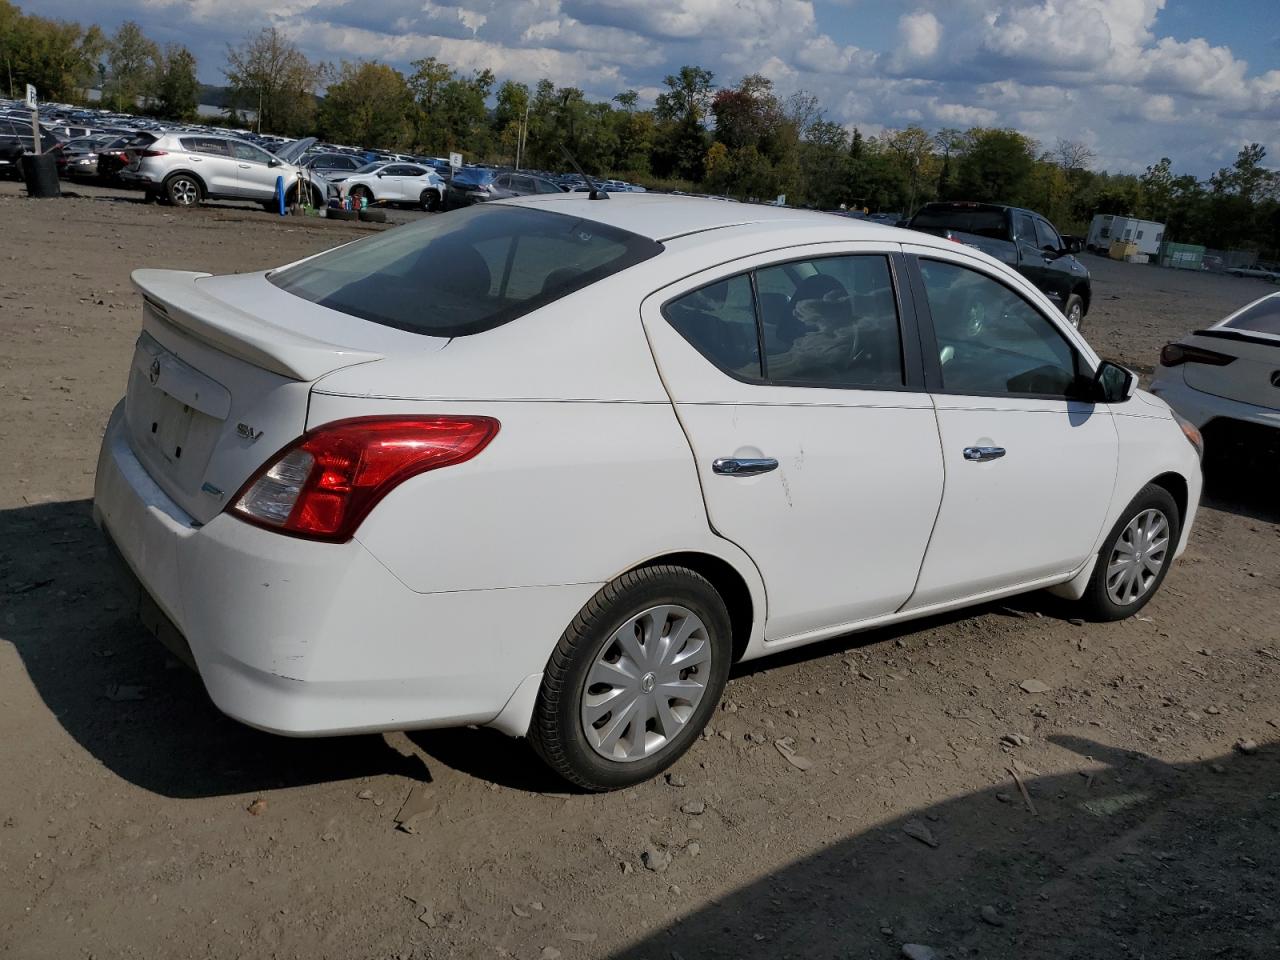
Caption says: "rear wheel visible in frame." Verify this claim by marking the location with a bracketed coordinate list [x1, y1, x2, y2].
[1075, 484, 1180, 621]
[165, 174, 201, 208]
[530, 566, 732, 791]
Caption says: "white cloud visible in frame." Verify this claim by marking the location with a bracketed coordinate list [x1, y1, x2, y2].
[130, 0, 1279, 175]
[899, 12, 941, 59]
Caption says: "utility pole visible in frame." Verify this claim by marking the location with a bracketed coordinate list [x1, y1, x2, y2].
[515, 102, 530, 170]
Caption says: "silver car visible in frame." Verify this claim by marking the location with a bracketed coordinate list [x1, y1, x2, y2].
[122, 134, 331, 209]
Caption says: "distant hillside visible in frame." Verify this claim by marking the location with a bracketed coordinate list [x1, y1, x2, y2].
[196, 84, 237, 109]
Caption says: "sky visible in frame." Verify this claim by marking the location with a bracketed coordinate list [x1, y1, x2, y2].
[21, 0, 1280, 176]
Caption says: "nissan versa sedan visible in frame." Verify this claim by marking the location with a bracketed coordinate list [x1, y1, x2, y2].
[94, 196, 1203, 790]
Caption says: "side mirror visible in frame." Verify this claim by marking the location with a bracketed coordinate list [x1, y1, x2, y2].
[267, 157, 280, 167]
[1093, 360, 1136, 403]
[376, 171, 384, 178]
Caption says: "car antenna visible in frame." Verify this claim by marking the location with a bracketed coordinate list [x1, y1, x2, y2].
[560, 145, 608, 200]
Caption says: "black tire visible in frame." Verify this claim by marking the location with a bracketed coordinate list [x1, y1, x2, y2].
[328, 208, 359, 221]
[165, 173, 201, 208]
[530, 565, 733, 791]
[421, 189, 441, 212]
[1075, 484, 1181, 622]
[1063, 293, 1085, 331]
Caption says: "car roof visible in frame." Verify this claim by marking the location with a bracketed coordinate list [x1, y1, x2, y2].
[493, 193, 918, 244]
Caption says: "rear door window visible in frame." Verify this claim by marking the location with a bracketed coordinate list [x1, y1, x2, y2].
[270, 204, 663, 337]
[663, 255, 905, 389]
[757, 255, 903, 388]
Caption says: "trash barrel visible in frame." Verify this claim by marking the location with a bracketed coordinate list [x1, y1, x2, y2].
[21, 153, 60, 198]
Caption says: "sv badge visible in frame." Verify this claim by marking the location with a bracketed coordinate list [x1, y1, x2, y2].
[236, 423, 264, 443]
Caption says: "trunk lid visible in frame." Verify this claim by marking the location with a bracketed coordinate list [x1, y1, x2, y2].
[124, 268, 441, 524]
[1183, 331, 1280, 410]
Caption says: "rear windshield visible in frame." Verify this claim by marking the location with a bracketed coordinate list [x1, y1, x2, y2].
[453, 167, 494, 186]
[1223, 295, 1280, 336]
[912, 208, 1008, 240]
[269, 204, 663, 337]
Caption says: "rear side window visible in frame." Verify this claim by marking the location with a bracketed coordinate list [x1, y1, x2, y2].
[181, 137, 229, 156]
[666, 276, 761, 380]
[270, 204, 663, 337]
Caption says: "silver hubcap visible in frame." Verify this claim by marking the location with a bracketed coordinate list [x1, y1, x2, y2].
[1068, 304, 1082, 328]
[172, 179, 197, 205]
[581, 604, 712, 762]
[1106, 508, 1170, 605]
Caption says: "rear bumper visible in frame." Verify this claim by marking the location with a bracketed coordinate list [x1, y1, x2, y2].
[93, 400, 592, 737]
[1148, 368, 1280, 432]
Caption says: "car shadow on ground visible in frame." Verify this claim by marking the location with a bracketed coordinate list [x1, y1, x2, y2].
[1201, 454, 1280, 525]
[1, 498, 430, 799]
[609, 737, 1280, 959]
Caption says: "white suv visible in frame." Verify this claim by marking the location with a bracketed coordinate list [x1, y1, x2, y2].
[123, 134, 331, 209]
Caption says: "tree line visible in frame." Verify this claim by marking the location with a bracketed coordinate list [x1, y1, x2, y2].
[3, 2, 1276, 256]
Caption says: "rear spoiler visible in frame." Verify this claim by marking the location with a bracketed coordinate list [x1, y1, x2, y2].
[1195, 328, 1280, 348]
[131, 269, 382, 381]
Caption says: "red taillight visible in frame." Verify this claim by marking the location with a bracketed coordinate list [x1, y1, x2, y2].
[1159, 343, 1236, 367]
[137, 149, 168, 158]
[229, 415, 499, 542]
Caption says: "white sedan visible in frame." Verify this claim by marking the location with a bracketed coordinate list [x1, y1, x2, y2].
[338, 161, 445, 210]
[1149, 290, 1280, 460]
[94, 196, 1203, 790]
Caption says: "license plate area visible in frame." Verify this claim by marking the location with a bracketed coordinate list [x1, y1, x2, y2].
[125, 333, 231, 498]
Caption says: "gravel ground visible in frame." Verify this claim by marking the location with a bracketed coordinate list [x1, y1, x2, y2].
[1, 182, 1278, 960]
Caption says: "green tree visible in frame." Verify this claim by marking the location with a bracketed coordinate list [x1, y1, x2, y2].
[152, 43, 199, 121]
[493, 79, 530, 165]
[318, 60, 414, 149]
[408, 55, 453, 148]
[0, 1, 104, 102]
[955, 128, 1036, 204]
[223, 26, 323, 135]
[653, 65, 714, 180]
[103, 20, 158, 112]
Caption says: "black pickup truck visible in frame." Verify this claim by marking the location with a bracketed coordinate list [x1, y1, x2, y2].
[905, 202, 1092, 330]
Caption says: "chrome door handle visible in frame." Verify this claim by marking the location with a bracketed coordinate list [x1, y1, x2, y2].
[238, 163, 250, 169]
[963, 446, 1006, 462]
[713, 457, 778, 477]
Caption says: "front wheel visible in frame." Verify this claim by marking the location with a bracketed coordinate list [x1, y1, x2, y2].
[1075, 484, 1180, 621]
[530, 566, 732, 791]
[421, 189, 441, 212]
[349, 185, 373, 204]
[1063, 293, 1085, 331]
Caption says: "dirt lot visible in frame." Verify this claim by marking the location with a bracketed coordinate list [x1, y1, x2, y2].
[1, 182, 1278, 960]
